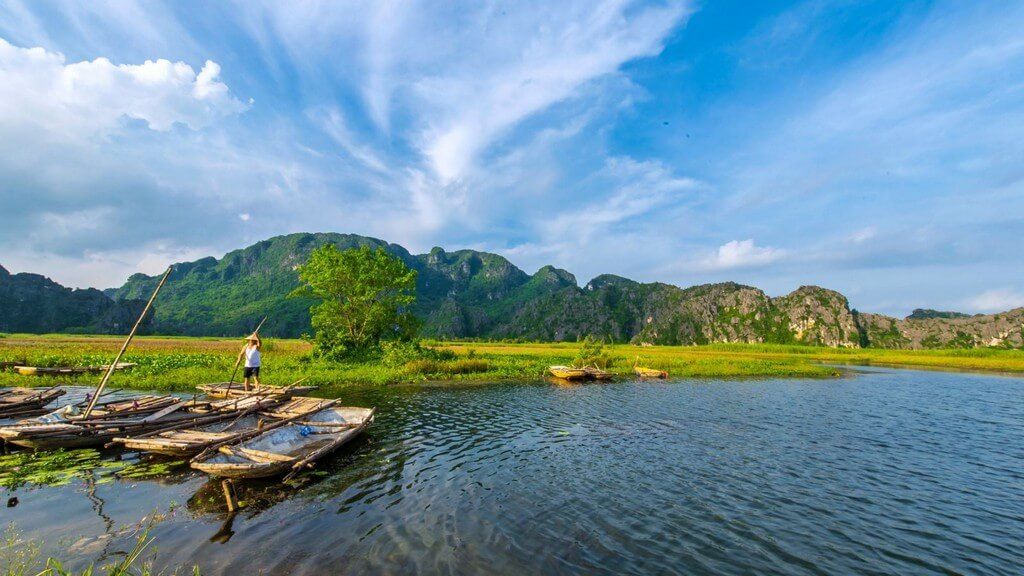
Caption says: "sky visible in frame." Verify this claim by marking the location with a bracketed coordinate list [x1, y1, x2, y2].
[0, 0, 1022, 317]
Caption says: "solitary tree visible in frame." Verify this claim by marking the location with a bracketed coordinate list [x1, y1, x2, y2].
[291, 245, 419, 359]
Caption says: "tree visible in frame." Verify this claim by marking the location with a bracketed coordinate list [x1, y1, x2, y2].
[290, 245, 419, 359]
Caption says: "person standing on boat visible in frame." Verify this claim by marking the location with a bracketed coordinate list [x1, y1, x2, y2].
[239, 333, 262, 390]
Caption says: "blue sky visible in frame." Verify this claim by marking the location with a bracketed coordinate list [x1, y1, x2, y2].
[0, 0, 1022, 316]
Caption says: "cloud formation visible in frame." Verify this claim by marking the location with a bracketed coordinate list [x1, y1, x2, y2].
[966, 289, 1024, 314]
[702, 240, 786, 271]
[0, 38, 248, 137]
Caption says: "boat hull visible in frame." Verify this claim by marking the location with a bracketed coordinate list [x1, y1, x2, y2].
[192, 407, 374, 479]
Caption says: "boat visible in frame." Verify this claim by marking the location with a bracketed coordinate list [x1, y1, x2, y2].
[0, 387, 66, 418]
[584, 366, 614, 381]
[13, 362, 137, 376]
[113, 397, 324, 457]
[0, 395, 271, 450]
[197, 382, 318, 399]
[191, 402, 374, 479]
[634, 366, 668, 379]
[0, 361, 25, 371]
[548, 366, 589, 380]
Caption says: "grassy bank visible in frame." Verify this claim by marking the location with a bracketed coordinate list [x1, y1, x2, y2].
[1, 334, 1022, 395]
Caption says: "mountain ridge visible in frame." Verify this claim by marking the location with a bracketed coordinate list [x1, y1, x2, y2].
[4, 233, 1023, 349]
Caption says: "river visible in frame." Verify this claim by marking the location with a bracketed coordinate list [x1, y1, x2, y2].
[2, 367, 1021, 575]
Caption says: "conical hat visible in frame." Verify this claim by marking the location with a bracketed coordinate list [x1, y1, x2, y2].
[246, 333, 260, 341]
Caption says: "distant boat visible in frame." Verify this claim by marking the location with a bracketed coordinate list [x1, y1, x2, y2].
[634, 366, 668, 379]
[191, 403, 375, 479]
[548, 366, 589, 380]
[13, 362, 136, 376]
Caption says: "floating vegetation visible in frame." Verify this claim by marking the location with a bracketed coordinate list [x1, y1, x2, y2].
[0, 449, 186, 490]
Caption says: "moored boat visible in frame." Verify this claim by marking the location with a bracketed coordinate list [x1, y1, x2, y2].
[114, 397, 323, 457]
[0, 387, 66, 418]
[548, 366, 589, 380]
[197, 382, 318, 399]
[634, 366, 668, 379]
[584, 366, 614, 381]
[191, 402, 374, 479]
[13, 362, 137, 376]
[0, 395, 272, 450]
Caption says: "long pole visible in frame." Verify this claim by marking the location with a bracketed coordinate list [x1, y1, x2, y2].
[227, 316, 268, 388]
[83, 266, 172, 418]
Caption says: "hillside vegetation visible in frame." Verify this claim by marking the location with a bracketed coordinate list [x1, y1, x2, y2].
[3, 233, 1023, 349]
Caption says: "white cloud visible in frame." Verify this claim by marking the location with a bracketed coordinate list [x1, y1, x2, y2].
[414, 1, 691, 183]
[0, 38, 248, 138]
[702, 239, 786, 271]
[238, 213, 251, 221]
[309, 107, 388, 172]
[234, 1, 691, 183]
[966, 288, 1024, 313]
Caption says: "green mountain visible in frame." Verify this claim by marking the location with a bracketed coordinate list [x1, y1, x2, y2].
[0, 265, 147, 334]
[8, 232, 1024, 349]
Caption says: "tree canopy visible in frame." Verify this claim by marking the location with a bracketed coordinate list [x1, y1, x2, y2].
[291, 245, 418, 359]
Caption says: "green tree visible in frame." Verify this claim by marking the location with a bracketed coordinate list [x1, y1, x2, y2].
[290, 245, 419, 359]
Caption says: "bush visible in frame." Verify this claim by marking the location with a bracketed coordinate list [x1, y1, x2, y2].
[381, 340, 455, 367]
[573, 336, 616, 368]
[403, 358, 490, 377]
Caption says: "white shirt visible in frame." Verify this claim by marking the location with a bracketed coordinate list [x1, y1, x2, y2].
[244, 346, 261, 367]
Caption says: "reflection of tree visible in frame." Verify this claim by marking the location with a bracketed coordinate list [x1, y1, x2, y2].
[183, 434, 375, 543]
[84, 475, 115, 561]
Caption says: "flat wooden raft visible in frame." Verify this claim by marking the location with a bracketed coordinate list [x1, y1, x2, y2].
[0, 387, 66, 418]
[0, 395, 280, 450]
[197, 382, 318, 399]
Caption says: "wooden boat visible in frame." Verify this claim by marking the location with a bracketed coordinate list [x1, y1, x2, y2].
[197, 382, 318, 399]
[0, 395, 271, 450]
[584, 366, 614, 381]
[0, 387, 66, 418]
[13, 362, 137, 376]
[191, 402, 374, 479]
[634, 366, 668, 379]
[548, 366, 589, 380]
[113, 397, 323, 457]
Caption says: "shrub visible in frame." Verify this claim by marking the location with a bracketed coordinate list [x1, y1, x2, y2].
[573, 335, 616, 368]
[382, 340, 455, 367]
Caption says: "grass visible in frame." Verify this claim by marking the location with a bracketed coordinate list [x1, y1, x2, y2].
[2, 523, 200, 576]
[1, 334, 1023, 396]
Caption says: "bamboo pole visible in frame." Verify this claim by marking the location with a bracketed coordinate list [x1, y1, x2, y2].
[227, 316, 268, 392]
[83, 266, 172, 418]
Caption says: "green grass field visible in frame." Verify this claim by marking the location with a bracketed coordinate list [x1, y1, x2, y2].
[2, 334, 1023, 396]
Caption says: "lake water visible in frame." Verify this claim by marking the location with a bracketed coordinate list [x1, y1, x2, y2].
[2, 367, 1022, 575]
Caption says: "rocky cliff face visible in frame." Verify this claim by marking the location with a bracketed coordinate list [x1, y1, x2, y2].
[10, 232, 1024, 349]
[858, 309, 1024, 349]
[0, 265, 148, 334]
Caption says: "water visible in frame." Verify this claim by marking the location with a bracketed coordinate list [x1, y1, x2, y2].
[2, 367, 1022, 575]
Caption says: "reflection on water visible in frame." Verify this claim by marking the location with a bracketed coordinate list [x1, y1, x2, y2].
[2, 368, 1022, 575]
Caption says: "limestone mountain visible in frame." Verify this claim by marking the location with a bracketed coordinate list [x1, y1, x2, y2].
[6, 232, 1023, 349]
[0, 265, 147, 334]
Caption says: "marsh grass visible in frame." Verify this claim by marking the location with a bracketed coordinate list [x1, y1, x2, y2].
[2, 334, 1022, 396]
[2, 524, 200, 576]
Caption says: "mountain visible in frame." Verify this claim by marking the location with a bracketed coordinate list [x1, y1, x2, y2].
[0, 265, 148, 334]
[906, 308, 970, 320]
[7, 232, 1024, 349]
